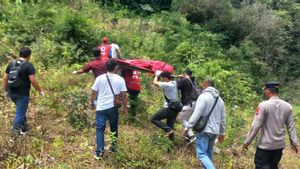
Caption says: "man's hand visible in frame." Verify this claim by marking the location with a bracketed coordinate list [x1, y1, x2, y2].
[155, 70, 162, 76]
[242, 143, 249, 152]
[4, 91, 10, 100]
[89, 103, 95, 111]
[122, 107, 128, 116]
[292, 145, 299, 154]
[182, 128, 188, 137]
[218, 135, 225, 143]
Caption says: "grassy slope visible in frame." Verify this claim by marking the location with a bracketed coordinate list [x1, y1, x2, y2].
[0, 67, 299, 169]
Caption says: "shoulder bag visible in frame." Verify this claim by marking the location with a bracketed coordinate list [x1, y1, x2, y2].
[106, 74, 122, 109]
[193, 96, 219, 132]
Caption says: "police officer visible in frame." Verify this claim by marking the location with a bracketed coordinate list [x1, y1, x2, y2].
[243, 82, 298, 169]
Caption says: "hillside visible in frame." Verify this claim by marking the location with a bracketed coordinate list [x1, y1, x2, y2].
[0, 1, 300, 168]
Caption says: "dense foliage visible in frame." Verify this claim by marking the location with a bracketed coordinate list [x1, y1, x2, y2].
[0, 0, 299, 168]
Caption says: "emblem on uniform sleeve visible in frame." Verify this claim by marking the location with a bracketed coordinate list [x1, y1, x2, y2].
[255, 107, 260, 115]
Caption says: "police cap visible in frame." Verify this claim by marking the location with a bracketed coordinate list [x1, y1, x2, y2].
[263, 81, 280, 89]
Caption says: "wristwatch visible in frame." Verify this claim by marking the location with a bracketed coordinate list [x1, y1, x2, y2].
[90, 103, 95, 107]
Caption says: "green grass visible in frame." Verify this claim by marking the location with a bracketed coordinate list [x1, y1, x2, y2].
[294, 105, 300, 114]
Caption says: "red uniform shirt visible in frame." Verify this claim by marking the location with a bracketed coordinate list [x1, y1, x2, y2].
[97, 44, 111, 62]
[124, 70, 141, 91]
[82, 58, 107, 78]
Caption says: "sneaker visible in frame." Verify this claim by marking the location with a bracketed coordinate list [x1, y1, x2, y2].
[165, 130, 174, 137]
[20, 130, 27, 135]
[186, 136, 196, 145]
[166, 130, 174, 141]
[94, 152, 103, 160]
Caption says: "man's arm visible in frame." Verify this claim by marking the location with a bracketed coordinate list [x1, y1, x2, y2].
[120, 91, 127, 115]
[183, 95, 206, 136]
[76, 69, 85, 74]
[3, 73, 9, 92]
[218, 104, 226, 143]
[89, 90, 97, 109]
[29, 75, 42, 93]
[153, 75, 160, 87]
[243, 104, 266, 148]
[286, 108, 298, 153]
[73, 63, 91, 74]
[187, 96, 206, 129]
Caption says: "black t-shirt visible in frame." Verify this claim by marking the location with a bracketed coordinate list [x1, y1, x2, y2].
[177, 77, 194, 105]
[5, 60, 36, 96]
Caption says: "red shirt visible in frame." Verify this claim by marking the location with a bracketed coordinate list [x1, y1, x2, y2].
[98, 44, 111, 62]
[124, 70, 141, 91]
[82, 58, 107, 78]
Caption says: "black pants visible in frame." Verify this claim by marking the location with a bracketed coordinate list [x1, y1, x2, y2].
[128, 89, 140, 117]
[150, 107, 179, 140]
[254, 147, 283, 169]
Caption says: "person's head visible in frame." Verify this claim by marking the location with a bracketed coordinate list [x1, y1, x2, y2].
[102, 37, 109, 44]
[263, 81, 280, 98]
[19, 47, 31, 59]
[106, 59, 118, 72]
[159, 71, 172, 82]
[92, 47, 100, 57]
[201, 79, 214, 90]
[184, 69, 192, 77]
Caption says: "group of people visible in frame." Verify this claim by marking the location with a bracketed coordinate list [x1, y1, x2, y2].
[3, 38, 299, 168]
[72, 37, 141, 120]
[151, 69, 226, 168]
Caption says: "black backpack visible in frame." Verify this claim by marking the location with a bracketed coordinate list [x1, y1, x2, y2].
[188, 78, 201, 100]
[8, 60, 25, 88]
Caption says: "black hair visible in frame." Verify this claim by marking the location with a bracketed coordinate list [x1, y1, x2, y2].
[204, 79, 214, 87]
[184, 69, 192, 76]
[19, 47, 31, 58]
[93, 47, 100, 57]
[159, 71, 172, 79]
[106, 59, 118, 72]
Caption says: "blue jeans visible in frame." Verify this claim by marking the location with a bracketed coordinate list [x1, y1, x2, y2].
[10, 94, 30, 131]
[95, 107, 119, 155]
[195, 132, 217, 169]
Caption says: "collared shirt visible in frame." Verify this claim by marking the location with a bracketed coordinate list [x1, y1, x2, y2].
[82, 58, 107, 78]
[245, 96, 298, 150]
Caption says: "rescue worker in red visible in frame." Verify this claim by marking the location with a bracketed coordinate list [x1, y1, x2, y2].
[72, 47, 107, 79]
[121, 69, 141, 121]
[97, 37, 111, 62]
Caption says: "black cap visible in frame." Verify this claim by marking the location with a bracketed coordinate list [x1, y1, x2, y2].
[184, 69, 192, 76]
[264, 81, 280, 89]
[159, 71, 172, 79]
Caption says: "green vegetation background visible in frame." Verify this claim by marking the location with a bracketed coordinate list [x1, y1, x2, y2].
[0, 0, 299, 168]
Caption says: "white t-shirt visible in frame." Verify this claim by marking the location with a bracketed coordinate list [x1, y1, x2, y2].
[92, 72, 127, 111]
[110, 43, 120, 59]
[158, 81, 178, 107]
